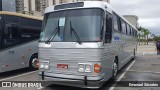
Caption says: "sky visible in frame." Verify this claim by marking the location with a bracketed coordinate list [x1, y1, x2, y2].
[110, 0, 160, 36]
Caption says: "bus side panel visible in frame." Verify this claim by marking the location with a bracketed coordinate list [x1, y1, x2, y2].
[0, 40, 38, 73]
[102, 44, 115, 81]
[121, 34, 133, 67]
[0, 48, 21, 72]
[0, 14, 41, 72]
[112, 28, 136, 69]
[116, 34, 136, 69]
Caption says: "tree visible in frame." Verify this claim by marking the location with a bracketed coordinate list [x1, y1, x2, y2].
[138, 26, 151, 45]
[138, 26, 142, 45]
[143, 29, 150, 44]
[153, 36, 160, 42]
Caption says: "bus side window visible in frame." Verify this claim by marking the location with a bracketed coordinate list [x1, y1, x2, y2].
[121, 19, 127, 34]
[20, 18, 41, 43]
[130, 26, 132, 35]
[132, 28, 135, 36]
[135, 30, 137, 37]
[4, 24, 11, 44]
[113, 13, 121, 32]
[20, 28, 40, 43]
[3, 24, 19, 47]
[126, 24, 130, 35]
[105, 12, 112, 43]
[113, 14, 118, 31]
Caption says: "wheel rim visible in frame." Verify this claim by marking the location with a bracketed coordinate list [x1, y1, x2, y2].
[113, 62, 118, 77]
[32, 58, 38, 69]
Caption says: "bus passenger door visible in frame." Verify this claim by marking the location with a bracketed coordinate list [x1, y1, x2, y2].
[103, 12, 115, 78]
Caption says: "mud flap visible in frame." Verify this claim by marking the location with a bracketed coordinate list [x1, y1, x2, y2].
[42, 71, 44, 80]
[84, 76, 87, 86]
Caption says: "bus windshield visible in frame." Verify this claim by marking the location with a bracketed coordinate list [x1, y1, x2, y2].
[40, 8, 104, 42]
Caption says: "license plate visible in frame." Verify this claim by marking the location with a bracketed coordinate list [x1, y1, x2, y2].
[57, 64, 68, 69]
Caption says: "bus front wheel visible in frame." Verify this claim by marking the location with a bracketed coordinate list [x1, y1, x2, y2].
[112, 59, 118, 80]
[29, 54, 38, 70]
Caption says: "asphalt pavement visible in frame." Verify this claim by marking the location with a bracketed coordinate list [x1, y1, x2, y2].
[113, 43, 160, 90]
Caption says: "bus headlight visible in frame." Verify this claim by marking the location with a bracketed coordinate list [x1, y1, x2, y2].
[39, 61, 49, 70]
[78, 63, 92, 73]
[78, 64, 84, 72]
[85, 65, 91, 72]
[40, 64, 44, 69]
[44, 65, 49, 69]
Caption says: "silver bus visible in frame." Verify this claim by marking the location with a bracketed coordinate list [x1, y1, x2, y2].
[38, 1, 138, 88]
[0, 11, 42, 73]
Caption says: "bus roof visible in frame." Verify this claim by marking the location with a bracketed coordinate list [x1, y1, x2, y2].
[45, 1, 137, 30]
[45, 1, 110, 13]
[0, 11, 43, 20]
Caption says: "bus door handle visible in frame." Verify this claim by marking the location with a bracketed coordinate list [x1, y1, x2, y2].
[8, 51, 15, 54]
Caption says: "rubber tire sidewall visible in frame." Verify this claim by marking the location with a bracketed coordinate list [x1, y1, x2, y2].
[111, 59, 118, 80]
[29, 54, 38, 70]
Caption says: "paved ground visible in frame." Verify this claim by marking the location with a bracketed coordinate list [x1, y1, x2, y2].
[113, 55, 160, 90]
[113, 43, 160, 90]
[0, 43, 160, 90]
[137, 43, 157, 55]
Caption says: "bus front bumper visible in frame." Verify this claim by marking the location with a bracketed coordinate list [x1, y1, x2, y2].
[39, 71, 105, 89]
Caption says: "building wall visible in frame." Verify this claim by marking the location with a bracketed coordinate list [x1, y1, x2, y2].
[16, 0, 24, 12]
[30, 0, 35, 11]
[123, 15, 139, 28]
[47, 0, 53, 7]
[23, 0, 29, 12]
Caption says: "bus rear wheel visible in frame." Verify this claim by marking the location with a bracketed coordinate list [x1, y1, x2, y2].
[29, 54, 39, 70]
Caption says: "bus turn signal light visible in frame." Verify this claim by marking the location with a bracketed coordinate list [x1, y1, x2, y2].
[94, 63, 101, 73]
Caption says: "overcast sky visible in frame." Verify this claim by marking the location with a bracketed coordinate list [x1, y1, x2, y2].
[110, 0, 160, 35]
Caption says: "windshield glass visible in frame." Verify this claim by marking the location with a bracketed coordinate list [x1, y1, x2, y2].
[40, 8, 104, 42]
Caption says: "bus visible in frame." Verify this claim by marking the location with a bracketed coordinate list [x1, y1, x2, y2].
[0, 11, 42, 73]
[38, 1, 138, 88]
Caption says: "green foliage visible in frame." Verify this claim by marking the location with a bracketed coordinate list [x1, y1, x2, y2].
[138, 26, 151, 45]
[148, 38, 153, 42]
[153, 36, 160, 41]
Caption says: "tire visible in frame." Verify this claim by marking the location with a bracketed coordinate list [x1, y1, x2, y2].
[29, 54, 39, 70]
[112, 59, 118, 80]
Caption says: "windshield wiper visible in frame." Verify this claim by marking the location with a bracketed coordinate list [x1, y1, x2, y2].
[45, 20, 60, 44]
[70, 21, 82, 45]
